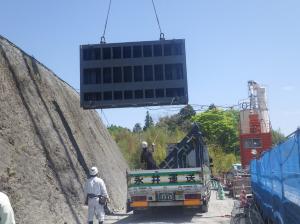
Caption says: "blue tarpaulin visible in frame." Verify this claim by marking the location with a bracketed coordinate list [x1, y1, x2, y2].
[250, 129, 300, 224]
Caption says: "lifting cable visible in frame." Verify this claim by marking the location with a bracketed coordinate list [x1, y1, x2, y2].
[101, 0, 112, 43]
[100, 0, 164, 42]
[151, 0, 165, 40]
[101, 109, 111, 127]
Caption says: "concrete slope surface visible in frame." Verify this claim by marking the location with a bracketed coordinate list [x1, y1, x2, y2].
[0, 36, 128, 224]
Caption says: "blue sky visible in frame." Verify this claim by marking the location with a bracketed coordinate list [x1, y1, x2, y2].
[1, 0, 300, 135]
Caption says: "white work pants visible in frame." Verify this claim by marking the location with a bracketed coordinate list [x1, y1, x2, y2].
[87, 198, 105, 223]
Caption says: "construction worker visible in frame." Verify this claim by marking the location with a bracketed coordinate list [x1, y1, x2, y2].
[84, 167, 109, 224]
[140, 141, 158, 170]
[0, 191, 15, 224]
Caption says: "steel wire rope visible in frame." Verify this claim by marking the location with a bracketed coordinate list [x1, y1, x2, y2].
[142, 103, 241, 139]
[101, 0, 112, 43]
[151, 0, 165, 39]
[101, 109, 111, 127]
[143, 104, 239, 113]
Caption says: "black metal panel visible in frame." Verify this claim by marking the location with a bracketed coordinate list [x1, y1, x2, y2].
[159, 124, 208, 169]
[80, 39, 188, 109]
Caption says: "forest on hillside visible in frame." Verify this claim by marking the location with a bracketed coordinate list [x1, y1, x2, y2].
[108, 105, 285, 174]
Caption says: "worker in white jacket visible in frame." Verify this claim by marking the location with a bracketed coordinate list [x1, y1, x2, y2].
[84, 167, 109, 224]
[0, 192, 15, 224]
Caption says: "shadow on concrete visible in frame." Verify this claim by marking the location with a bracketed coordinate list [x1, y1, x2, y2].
[113, 207, 195, 224]
[26, 55, 86, 189]
[52, 100, 89, 177]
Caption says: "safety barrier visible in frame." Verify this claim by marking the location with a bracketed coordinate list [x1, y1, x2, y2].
[250, 129, 300, 224]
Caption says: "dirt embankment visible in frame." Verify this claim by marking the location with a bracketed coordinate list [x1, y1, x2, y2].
[0, 36, 128, 223]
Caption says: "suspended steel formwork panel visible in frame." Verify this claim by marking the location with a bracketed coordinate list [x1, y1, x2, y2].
[80, 39, 188, 109]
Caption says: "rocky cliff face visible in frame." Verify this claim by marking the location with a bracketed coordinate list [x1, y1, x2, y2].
[0, 36, 128, 223]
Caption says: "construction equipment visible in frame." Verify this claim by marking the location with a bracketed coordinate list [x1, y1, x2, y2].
[239, 80, 272, 169]
[126, 124, 212, 214]
[80, 1, 189, 109]
[80, 39, 188, 109]
[225, 81, 272, 199]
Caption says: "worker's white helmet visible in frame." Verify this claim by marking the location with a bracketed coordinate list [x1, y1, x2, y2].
[89, 166, 98, 176]
[141, 141, 148, 148]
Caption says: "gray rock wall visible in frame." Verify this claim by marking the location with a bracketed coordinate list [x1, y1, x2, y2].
[0, 36, 128, 223]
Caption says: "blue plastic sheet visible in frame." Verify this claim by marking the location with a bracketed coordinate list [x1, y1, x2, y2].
[250, 129, 300, 224]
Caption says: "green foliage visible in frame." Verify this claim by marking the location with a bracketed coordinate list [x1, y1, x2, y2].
[209, 144, 239, 175]
[108, 123, 185, 169]
[143, 111, 154, 131]
[108, 107, 294, 176]
[192, 108, 239, 153]
[156, 105, 195, 132]
[179, 104, 196, 121]
[108, 107, 242, 174]
[108, 125, 141, 168]
[272, 129, 286, 146]
[109, 106, 285, 175]
[156, 115, 180, 132]
[133, 123, 142, 133]
[109, 107, 242, 174]
[107, 124, 130, 133]
[191, 108, 240, 174]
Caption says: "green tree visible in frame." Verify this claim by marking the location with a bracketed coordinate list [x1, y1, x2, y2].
[143, 111, 154, 131]
[107, 125, 130, 134]
[192, 108, 239, 152]
[133, 123, 142, 133]
[208, 104, 217, 110]
[179, 104, 196, 120]
[156, 105, 196, 132]
[178, 105, 196, 132]
[272, 129, 286, 146]
[191, 108, 241, 174]
[156, 115, 179, 132]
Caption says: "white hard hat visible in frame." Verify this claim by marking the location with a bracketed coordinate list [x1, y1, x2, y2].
[89, 166, 98, 176]
[141, 141, 148, 148]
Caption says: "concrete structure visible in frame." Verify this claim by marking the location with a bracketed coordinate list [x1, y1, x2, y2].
[80, 39, 188, 109]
